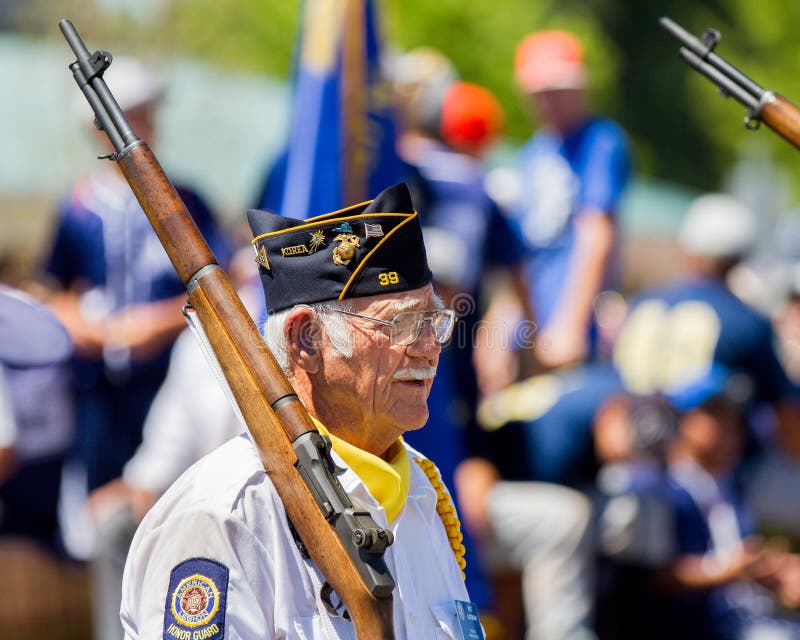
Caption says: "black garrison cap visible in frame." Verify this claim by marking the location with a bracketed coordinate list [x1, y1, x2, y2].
[248, 183, 433, 313]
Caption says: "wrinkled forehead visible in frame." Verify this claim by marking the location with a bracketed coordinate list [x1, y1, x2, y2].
[353, 284, 440, 315]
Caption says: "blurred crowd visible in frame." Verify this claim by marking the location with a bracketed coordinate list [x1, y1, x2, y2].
[3, 26, 800, 640]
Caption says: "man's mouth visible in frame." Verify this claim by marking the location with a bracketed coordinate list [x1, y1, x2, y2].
[397, 379, 426, 387]
[393, 367, 436, 387]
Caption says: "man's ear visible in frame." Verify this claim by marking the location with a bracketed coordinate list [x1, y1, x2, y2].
[284, 306, 321, 374]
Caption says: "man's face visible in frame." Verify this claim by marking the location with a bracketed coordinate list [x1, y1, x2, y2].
[314, 284, 443, 445]
[680, 399, 743, 473]
[527, 88, 586, 133]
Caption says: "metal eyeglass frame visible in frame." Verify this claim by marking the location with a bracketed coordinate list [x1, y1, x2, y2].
[317, 307, 456, 346]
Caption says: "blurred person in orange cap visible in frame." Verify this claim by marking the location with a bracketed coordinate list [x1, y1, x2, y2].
[488, 29, 631, 377]
[438, 81, 505, 157]
[392, 68, 535, 631]
[397, 77, 533, 505]
[514, 30, 589, 129]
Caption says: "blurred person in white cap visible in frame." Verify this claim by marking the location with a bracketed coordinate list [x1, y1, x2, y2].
[389, 46, 460, 159]
[41, 56, 231, 639]
[676, 193, 758, 275]
[491, 30, 631, 376]
[612, 193, 800, 564]
[613, 192, 797, 433]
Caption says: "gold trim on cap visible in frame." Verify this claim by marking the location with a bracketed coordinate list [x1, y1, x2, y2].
[251, 212, 411, 243]
[305, 198, 372, 222]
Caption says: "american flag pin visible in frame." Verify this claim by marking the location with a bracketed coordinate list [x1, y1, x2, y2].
[364, 223, 384, 238]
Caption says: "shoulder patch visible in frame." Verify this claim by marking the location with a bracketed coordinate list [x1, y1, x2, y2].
[163, 558, 228, 640]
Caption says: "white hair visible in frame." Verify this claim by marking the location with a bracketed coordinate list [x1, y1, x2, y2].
[262, 300, 355, 375]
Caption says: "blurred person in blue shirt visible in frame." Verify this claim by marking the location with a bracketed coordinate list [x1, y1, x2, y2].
[591, 366, 800, 640]
[400, 79, 531, 470]
[456, 364, 625, 640]
[613, 194, 800, 476]
[43, 58, 230, 640]
[0, 285, 73, 551]
[498, 30, 630, 373]
[615, 194, 789, 400]
[655, 367, 800, 640]
[43, 58, 230, 498]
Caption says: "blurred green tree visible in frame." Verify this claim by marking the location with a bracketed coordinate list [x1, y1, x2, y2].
[14, 0, 800, 193]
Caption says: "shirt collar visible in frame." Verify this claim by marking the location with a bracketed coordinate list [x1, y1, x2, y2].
[311, 417, 410, 523]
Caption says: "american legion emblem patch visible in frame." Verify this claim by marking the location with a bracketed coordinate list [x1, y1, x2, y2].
[164, 558, 228, 640]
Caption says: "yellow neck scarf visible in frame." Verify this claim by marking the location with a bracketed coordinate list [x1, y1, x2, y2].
[312, 418, 410, 523]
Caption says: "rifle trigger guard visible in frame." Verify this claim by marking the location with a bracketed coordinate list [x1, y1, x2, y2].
[320, 582, 350, 619]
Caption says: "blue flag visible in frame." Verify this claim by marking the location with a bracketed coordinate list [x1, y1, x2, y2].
[272, 0, 406, 219]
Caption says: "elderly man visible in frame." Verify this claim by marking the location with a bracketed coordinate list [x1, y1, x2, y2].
[120, 184, 475, 639]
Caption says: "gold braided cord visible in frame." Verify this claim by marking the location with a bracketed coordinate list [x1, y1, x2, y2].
[413, 457, 466, 579]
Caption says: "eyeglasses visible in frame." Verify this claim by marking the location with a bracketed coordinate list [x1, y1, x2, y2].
[318, 307, 456, 347]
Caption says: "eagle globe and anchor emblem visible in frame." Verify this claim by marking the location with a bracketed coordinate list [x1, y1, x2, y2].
[331, 221, 360, 266]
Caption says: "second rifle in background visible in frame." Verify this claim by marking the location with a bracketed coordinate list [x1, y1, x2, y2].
[660, 16, 800, 150]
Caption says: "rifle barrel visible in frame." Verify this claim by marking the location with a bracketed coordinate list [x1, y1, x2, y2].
[59, 19, 139, 152]
[660, 15, 800, 151]
[659, 16, 765, 101]
[58, 19, 91, 65]
[679, 48, 760, 111]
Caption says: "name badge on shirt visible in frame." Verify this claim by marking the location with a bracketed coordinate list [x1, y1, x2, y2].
[455, 600, 485, 640]
[163, 558, 228, 640]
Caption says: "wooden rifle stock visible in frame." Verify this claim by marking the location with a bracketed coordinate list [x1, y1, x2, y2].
[60, 20, 395, 639]
[760, 94, 800, 150]
[125, 143, 394, 639]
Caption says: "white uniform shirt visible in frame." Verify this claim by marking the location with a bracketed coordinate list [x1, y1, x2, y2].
[122, 329, 244, 495]
[0, 366, 16, 449]
[121, 434, 470, 639]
